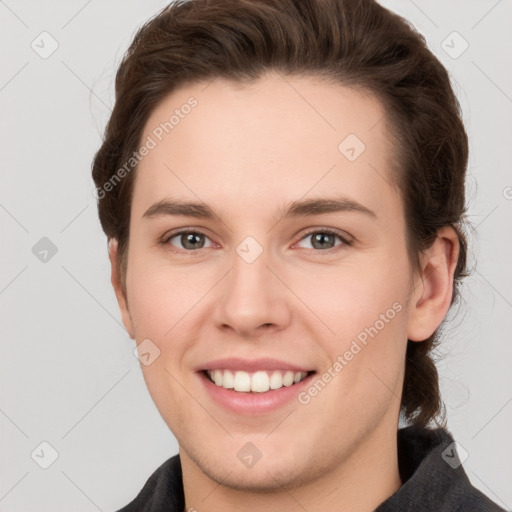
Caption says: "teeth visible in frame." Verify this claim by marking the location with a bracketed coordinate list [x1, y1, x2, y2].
[206, 369, 309, 392]
[233, 371, 251, 392]
[223, 370, 234, 389]
[282, 371, 294, 387]
[251, 371, 270, 392]
[270, 371, 283, 389]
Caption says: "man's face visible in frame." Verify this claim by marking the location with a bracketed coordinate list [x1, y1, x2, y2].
[118, 73, 415, 490]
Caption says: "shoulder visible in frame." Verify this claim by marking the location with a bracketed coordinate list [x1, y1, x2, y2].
[455, 483, 507, 512]
[376, 425, 506, 511]
[115, 454, 185, 512]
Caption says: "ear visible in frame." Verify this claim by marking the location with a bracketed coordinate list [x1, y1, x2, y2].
[108, 238, 135, 339]
[407, 227, 460, 342]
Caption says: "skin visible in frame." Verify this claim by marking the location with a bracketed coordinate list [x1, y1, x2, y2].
[109, 72, 459, 512]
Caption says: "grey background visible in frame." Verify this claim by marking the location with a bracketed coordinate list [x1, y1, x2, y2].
[1, 0, 511, 510]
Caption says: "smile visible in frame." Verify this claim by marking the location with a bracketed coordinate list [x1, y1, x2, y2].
[204, 369, 311, 393]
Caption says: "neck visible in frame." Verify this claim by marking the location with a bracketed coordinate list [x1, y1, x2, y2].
[181, 419, 402, 512]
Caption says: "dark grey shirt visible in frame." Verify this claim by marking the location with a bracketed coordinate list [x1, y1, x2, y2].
[117, 425, 506, 511]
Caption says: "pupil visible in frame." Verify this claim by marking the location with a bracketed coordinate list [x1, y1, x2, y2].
[313, 233, 333, 249]
[184, 233, 203, 249]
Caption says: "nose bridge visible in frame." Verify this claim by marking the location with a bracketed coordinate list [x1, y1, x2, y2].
[233, 243, 268, 290]
[215, 234, 290, 334]
[229, 235, 274, 308]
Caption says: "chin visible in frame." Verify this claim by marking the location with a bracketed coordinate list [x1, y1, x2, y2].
[182, 435, 320, 492]
[202, 452, 313, 491]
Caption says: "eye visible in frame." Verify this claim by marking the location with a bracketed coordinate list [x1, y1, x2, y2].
[161, 228, 352, 253]
[294, 229, 351, 252]
[163, 230, 215, 251]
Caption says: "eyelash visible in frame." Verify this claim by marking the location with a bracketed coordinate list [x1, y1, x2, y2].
[160, 227, 353, 255]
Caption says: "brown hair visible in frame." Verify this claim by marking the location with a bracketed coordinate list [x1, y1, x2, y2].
[92, 0, 469, 428]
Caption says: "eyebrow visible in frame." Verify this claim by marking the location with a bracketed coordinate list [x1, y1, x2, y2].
[142, 196, 377, 222]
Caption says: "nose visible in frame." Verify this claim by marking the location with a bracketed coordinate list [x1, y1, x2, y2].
[214, 243, 292, 338]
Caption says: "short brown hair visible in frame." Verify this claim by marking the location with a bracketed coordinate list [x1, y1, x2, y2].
[92, 0, 469, 428]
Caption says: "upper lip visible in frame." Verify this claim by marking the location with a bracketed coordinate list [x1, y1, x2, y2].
[195, 357, 314, 373]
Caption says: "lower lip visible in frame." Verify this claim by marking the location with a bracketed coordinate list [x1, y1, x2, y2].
[197, 371, 315, 416]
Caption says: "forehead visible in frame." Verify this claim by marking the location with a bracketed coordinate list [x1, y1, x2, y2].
[131, 73, 400, 224]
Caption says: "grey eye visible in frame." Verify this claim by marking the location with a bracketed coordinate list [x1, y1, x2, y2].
[297, 231, 345, 250]
[167, 231, 214, 250]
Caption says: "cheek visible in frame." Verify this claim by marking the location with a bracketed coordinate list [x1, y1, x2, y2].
[126, 259, 201, 421]
[305, 252, 410, 341]
[309, 252, 410, 396]
[125, 253, 207, 338]
[125, 255, 213, 394]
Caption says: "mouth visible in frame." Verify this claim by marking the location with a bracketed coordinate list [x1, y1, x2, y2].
[195, 357, 317, 414]
[201, 369, 314, 393]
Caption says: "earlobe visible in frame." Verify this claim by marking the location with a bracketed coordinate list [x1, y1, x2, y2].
[407, 227, 460, 342]
[108, 238, 135, 339]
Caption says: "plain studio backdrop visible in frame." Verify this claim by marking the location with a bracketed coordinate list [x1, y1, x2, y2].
[1, 1, 511, 510]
